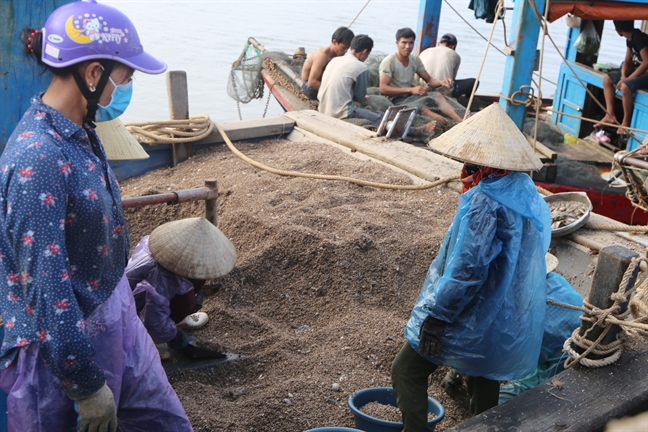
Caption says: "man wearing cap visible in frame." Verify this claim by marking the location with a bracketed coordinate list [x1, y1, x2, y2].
[125, 218, 237, 360]
[391, 103, 551, 430]
[379, 27, 464, 124]
[419, 33, 478, 98]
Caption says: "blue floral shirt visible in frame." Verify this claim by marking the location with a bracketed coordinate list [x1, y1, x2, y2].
[0, 95, 129, 399]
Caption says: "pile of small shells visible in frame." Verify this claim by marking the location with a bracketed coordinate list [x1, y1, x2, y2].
[548, 201, 589, 230]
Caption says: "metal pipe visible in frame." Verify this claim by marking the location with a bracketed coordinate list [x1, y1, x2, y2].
[623, 156, 648, 171]
[121, 186, 217, 209]
[204, 179, 218, 227]
[247, 37, 304, 88]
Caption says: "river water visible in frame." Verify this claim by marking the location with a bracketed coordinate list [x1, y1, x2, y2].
[104, 0, 626, 123]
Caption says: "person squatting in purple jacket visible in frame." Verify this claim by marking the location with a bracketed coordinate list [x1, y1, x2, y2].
[125, 217, 236, 360]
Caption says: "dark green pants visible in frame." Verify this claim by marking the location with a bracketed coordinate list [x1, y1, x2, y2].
[391, 342, 500, 431]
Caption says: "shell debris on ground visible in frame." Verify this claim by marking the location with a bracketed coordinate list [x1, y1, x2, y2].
[121, 138, 469, 431]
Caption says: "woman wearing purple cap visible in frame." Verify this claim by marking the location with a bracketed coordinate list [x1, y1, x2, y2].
[0, 1, 193, 431]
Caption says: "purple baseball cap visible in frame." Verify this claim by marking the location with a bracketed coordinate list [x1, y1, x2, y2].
[41, 0, 166, 74]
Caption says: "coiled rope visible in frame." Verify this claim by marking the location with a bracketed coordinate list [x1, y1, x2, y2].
[556, 256, 648, 368]
[124, 115, 460, 191]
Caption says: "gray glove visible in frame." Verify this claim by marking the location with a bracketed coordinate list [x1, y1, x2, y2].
[76, 383, 117, 432]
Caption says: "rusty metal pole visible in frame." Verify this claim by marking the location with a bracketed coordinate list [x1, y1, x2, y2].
[205, 179, 218, 227]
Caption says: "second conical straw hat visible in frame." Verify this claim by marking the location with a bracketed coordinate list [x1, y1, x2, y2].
[95, 118, 149, 161]
[428, 103, 543, 171]
[149, 217, 237, 280]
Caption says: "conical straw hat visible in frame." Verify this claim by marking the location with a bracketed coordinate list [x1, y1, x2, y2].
[149, 217, 237, 280]
[95, 118, 149, 161]
[545, 252, 559, 274]
[428, 103, 543, 171]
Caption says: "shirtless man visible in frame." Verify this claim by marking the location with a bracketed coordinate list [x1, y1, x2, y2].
[379, 27, 463, 124]
[301, 27, 354, 100]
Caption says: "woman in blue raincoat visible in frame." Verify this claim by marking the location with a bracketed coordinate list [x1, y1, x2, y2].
[391, 103, 552, 431]
[0, 1, 192, 430]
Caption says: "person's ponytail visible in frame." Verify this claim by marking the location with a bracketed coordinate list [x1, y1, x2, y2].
[20, 27, 75, 77]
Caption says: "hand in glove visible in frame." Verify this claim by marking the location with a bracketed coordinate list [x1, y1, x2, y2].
[168, 329, 225, 360]
[75, 382, 117, 432]
[183, 336, 226, 360]
[418, 316, 447, 358]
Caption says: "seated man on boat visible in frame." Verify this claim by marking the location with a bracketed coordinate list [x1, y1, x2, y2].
[318, 34, 383, 127]
[391, 104, 549, 430]
[594, 20, 648, 134]
[301, 26, 355, 101]
[379, 27, 464, 126]
[419, 33, 478, 98]
[125, 218, 237, 360]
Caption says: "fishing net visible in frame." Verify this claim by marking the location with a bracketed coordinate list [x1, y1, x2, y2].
[228, 44, 264, 104]
[227, 42, 305, 104]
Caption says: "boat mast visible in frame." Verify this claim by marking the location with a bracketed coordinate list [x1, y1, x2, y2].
[415, 0, 442, 54]
[499, 0, 546, 130]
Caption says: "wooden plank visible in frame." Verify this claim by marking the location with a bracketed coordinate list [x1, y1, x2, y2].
[449, 350, 648, 432]
[281, 110, 463, 183]
[166, 71, 192, 166]
[287, 126, 463, 194]
[193, 116, 295, 146]
[534, 141, 557, 161]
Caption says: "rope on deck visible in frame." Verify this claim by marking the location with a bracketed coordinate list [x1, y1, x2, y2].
[124, 115, 460, 191]
[549, 256, 648, 369]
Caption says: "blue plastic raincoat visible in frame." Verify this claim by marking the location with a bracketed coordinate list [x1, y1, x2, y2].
[499, 272, 583, 403]
[405, 172, 552, 380]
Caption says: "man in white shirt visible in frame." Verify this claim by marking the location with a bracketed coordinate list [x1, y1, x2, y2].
[419, 33, 478, 98]
[318, 35, 382, 126]
[379, 28, 463, 123]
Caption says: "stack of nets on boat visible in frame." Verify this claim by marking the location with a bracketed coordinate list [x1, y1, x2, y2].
[227, 43, 468, 142]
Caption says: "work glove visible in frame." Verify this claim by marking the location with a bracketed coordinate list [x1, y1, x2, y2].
[169, 329, 225, 359]
[182, 336, 226, 360]
[418, 316, 447, 358]
[76, 382, 117, 432]
[168, 329, 190, 349]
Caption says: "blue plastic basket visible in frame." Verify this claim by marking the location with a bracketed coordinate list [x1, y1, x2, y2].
[348, 387, 444, 432]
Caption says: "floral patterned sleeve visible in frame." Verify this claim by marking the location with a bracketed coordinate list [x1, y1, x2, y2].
[1, 141, 105, 400]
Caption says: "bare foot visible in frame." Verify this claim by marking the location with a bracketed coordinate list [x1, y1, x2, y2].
[423, 120, 437, 133]
[415, 120, 437, 133]
[594, 114, 618, 129]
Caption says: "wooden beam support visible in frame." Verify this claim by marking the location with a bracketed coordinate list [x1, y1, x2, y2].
[576, 245, 639, 357]
[499, 0, 545, 129]
[167, 70, 192, 166]
[281, 110, 462, 185]
[448, 350, 648, 431]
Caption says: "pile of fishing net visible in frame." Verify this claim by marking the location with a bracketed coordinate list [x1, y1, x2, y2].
[227, 43, 467, 143]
